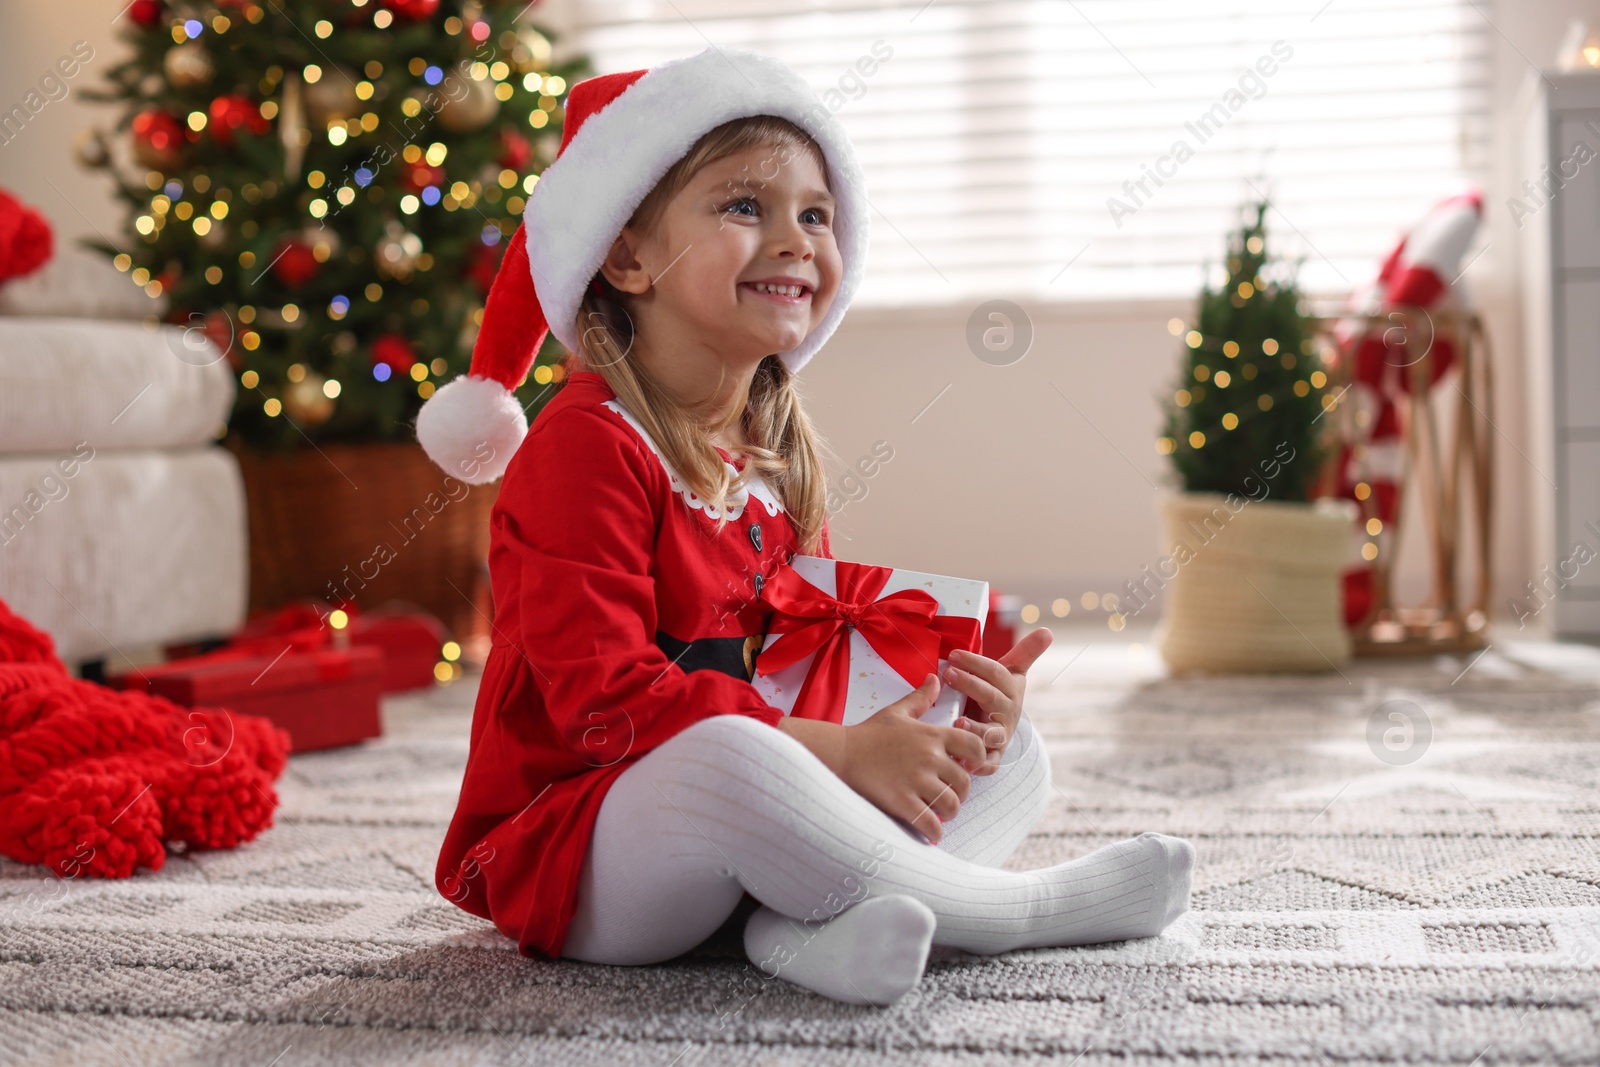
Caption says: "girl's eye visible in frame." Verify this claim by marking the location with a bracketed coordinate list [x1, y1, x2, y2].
[802, 207, 831, 226]
[723, 198, 757, 217]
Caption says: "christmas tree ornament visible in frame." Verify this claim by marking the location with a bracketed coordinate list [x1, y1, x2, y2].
[400, 161, 445, 193]
[197, 216, 228, 251]
[415, 47, 870, 485]
[303, 67, 360, 127]
[0, 189, 54, 284]
[132, 109, 186, 169]
[383, 0, 440, 20]
[513, 25, 553, 70]
[374, 222, 423, 282]
[201, 309, 236, 365]
[371, 333, 418, 374]
[435, 75, 499, 133]
[467, 239, 502, 298]
[73, 127, 111, 169]
[207, 95, 270, 147]
[270, 235, 320, 287]
[279, 69, 308, 183]
[304, 223, 339, 262]
[496, 129, 532, 172]
[164, 41, 214, 89]
[126, 0, 163, 27]
[283, 370, 335, 425]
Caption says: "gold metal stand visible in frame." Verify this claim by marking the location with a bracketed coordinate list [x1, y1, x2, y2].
[1311, 307, 1494, 656]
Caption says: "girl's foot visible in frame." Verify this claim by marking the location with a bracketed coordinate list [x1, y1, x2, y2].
[743, 893, 937, 1006]
[1009, 831, 1194, 952]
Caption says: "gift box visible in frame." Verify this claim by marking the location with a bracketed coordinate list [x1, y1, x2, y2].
[110, 645, 384, 753]
[752, 555, 988, 728]
[165, 601, 450, 694]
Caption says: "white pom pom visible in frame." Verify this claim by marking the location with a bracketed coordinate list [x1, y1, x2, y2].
[415, 375, 527, 485]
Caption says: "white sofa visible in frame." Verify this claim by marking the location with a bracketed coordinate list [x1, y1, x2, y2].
[0, 245, 247, 667]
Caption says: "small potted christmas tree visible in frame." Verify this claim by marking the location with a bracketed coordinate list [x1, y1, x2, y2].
[1153, 200, 1355, 673]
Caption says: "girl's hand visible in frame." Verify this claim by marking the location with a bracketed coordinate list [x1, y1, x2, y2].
[840, 674, 987, 845]
[943, 626, 1054, 775]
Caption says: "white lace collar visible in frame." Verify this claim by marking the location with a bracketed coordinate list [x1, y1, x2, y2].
[600, 398, 785, 521]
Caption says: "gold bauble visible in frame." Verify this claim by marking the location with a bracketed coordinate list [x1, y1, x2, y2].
[198, 218, 228, 251]
[435, 76, 499, 133]
[304, 223, 340, 263]
[283, 372, 335, 425]
[513, 26, 553, 70]
[303, 67, 360, 126]
[164, 41, 214, 89]
[73, 127, 110, 169]
[374, 222, 423, 282]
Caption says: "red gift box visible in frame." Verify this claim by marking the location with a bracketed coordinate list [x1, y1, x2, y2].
[350, 610, 450, 692]
[169, 601, 450, 694]
[112, 645, 384, 753]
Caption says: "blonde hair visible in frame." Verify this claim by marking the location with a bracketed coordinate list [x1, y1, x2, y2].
[565, 115, 833, 555]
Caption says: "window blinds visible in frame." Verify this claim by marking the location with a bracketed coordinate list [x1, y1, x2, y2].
[565, 0, 1492, 305]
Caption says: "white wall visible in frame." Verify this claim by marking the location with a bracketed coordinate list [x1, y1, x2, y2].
[0, 2, 1590, 629]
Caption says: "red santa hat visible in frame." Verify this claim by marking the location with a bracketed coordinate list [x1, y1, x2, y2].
[415, 47, 870, 485]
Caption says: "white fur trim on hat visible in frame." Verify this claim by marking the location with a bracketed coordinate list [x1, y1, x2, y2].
[414, 373, 527, 485]
[524, 47, 868, 375]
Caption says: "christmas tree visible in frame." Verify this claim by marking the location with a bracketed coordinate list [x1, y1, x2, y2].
[1159, 200, 1331, 503]
[78, 0, 591, 452]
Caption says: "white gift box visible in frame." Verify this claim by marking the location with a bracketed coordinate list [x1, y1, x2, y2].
[752, 555, 988, 728]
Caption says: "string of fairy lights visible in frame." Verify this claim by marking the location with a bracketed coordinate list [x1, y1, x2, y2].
[1155, 320, 1338, 454]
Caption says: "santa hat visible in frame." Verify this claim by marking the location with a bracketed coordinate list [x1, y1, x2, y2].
[415, 47, 870, 485]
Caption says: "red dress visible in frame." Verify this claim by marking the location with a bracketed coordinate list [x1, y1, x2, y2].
[435, 368, 832, 959]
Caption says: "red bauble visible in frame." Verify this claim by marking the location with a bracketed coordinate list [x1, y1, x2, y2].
[370, 334, 417, 374]
[467, 239, 504, 299]
[0, 188, 54, 285]
[202, 310, 238, 368]
[399, 162, 445, 194]
[132, 109, 187, 169]
[127, 0, 163, 26]
[496, 129, 532, 173]
[207, 95, 270, 148]
[383, 0, 439, 19]
[270, 237, 319, 288]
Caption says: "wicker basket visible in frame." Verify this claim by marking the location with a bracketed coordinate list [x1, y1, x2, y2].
[1155, 491, 1355, 674]
[226, 439, 498, 643]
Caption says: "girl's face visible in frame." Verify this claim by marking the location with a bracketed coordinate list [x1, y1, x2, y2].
[618, 141, 843, 367]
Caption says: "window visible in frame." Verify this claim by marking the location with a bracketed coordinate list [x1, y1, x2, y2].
[566, 0, 1491, 305]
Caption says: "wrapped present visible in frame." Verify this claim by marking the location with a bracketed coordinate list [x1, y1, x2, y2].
[110, 645, 383, 753]
[165, 600, 450, 693]
[752, 555, 988, 728]
[351, 608, 451, 691]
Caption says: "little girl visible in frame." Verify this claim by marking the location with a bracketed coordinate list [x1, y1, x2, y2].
[417, 46, 1195, 1007]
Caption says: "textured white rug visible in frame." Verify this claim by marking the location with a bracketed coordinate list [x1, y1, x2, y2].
[4, 636, 1600, 1065]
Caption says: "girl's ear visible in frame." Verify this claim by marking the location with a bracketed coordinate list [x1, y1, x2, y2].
[599, 225, 653, 295]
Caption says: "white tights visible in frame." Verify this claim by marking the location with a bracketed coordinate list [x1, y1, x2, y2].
[561, 712, 1194, 1004]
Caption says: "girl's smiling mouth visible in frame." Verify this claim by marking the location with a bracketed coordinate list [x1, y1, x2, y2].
[739, 278, 813, 304]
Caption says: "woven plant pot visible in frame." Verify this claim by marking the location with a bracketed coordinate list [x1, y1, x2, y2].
[226, 439, 498, 642]
[1156, 491, 1356, 674]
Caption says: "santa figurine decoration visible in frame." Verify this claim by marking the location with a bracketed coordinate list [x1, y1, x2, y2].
[1327, 185, 1484, 627]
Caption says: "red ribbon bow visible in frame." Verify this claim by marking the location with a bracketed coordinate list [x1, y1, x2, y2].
[755, 560, 981, 724]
